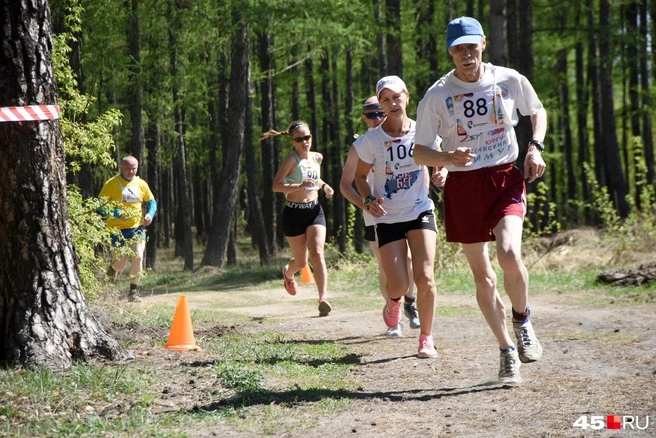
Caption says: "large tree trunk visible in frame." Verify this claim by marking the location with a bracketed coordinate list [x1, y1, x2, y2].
[0, 0, 130, 368]
[201, 11, 249, 267]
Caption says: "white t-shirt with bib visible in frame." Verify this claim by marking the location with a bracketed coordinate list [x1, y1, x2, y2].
[415, 63, 543, 172]
[355, 120, 436, 224]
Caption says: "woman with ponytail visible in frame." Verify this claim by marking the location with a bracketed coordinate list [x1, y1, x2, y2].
[263, 121, 334, 317]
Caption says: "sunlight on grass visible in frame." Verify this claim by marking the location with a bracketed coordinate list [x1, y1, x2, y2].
[0, 364, 162, 437]
[0, 329, 361, 438]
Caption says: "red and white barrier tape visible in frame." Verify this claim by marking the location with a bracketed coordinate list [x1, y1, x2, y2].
[0, 105, 60, 122]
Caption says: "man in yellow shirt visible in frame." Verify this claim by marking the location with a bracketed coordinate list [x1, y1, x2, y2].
[99, 155, 157, 302]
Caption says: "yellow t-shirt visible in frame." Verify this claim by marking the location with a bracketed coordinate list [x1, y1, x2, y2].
[99, 175, 155, 230]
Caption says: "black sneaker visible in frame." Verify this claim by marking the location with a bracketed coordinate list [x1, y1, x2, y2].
[403, 302, 420, 329]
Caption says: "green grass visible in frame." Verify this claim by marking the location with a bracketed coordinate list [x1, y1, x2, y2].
[0, 330, 361, 438]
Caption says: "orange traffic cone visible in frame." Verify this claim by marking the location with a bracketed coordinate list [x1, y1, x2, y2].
[301, 264, 315, 284]
[163, 295, 202, 351]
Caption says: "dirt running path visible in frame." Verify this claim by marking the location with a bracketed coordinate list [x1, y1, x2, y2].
[135, 284, 656, 438]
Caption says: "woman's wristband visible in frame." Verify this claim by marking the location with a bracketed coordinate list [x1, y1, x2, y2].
[321, 183, 327, 191]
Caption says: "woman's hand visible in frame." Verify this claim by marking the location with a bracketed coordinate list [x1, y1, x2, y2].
[366, 197, 386, 218]
[322, 184, 334, 199]
[432, 167, 448, 187]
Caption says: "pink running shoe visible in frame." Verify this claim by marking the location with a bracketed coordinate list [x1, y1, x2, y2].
[418, 334, 437, 358]
[383, 299, 402, 328]
[282, 266, 298, 296]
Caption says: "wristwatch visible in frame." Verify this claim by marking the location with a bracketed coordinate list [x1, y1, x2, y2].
[528, 139, 545, 153]
[363, 195, 377, 210]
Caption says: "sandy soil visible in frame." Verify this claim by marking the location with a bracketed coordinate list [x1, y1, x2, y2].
[108, 277, 656, 438]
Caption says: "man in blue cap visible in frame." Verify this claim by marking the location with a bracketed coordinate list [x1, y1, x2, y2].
[413, 16, 547, 384]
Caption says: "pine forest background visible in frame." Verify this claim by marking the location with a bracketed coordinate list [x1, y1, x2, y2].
[51, 0, 656, 272]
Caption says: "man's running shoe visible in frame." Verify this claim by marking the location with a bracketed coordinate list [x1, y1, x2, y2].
[386, 322, 402, 337]
[498, 348, 522, 384]
[127, 288, 142, 303]
[106, 265, 117, 282]
[403, 302, 420, 329]
[282, 266, 298, 296]
[318, 300, 332, 317]
[382, 299, 402, 328]
[417, 333, 437, 358]
[513, 310, 543, 363]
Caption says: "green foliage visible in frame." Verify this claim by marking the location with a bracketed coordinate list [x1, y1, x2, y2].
[584, 151, 656, 261]
[66, 188, 113, 297]
[52, 1, 124, 296]
[525, 181, 562, 238]
[583, 162, 622, 232]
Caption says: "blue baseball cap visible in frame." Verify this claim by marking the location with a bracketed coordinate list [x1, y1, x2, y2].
[446, 17, 485, 48]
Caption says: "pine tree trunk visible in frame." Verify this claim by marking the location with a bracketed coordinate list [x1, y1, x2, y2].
[202, 11, 249, 267]
[127, 0, 144, 164]
[599, 0, 630, 218]
[257, 31, 277, 256]
[145, 118, 160, 270]
[0, 0, 130, 367]
[385, 0, 402, 76]
[244, 94, 270, 264]
[167, 2, 193, 270]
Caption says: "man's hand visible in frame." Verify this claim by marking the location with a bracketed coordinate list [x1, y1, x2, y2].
[144, 214, 153, 226]
[450, 147, 476, 167]
[524, 148, 546, 183]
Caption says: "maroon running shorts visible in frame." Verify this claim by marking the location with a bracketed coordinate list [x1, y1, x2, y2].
[443, 163, 526, 243]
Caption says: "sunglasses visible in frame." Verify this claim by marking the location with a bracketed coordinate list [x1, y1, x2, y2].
[292, 135, 312, 143]
[364, 111, 385, 120]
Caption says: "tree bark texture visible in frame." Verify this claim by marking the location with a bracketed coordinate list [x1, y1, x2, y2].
[167, 1, 194, 270]
[257, 31, 277, 256]
[244, 94, 270, 264]
[385, 0, 403, 77]
[127, 0, 144, 164]
[0, 0, 130, 367]
[145, 117, 159, 270]
[202, 12, 249, 267]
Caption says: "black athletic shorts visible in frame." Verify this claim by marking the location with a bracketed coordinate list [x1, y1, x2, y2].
[364, 225, 376, 242]
[282, 199, 326, 237]
[375, 210, 437, 248]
